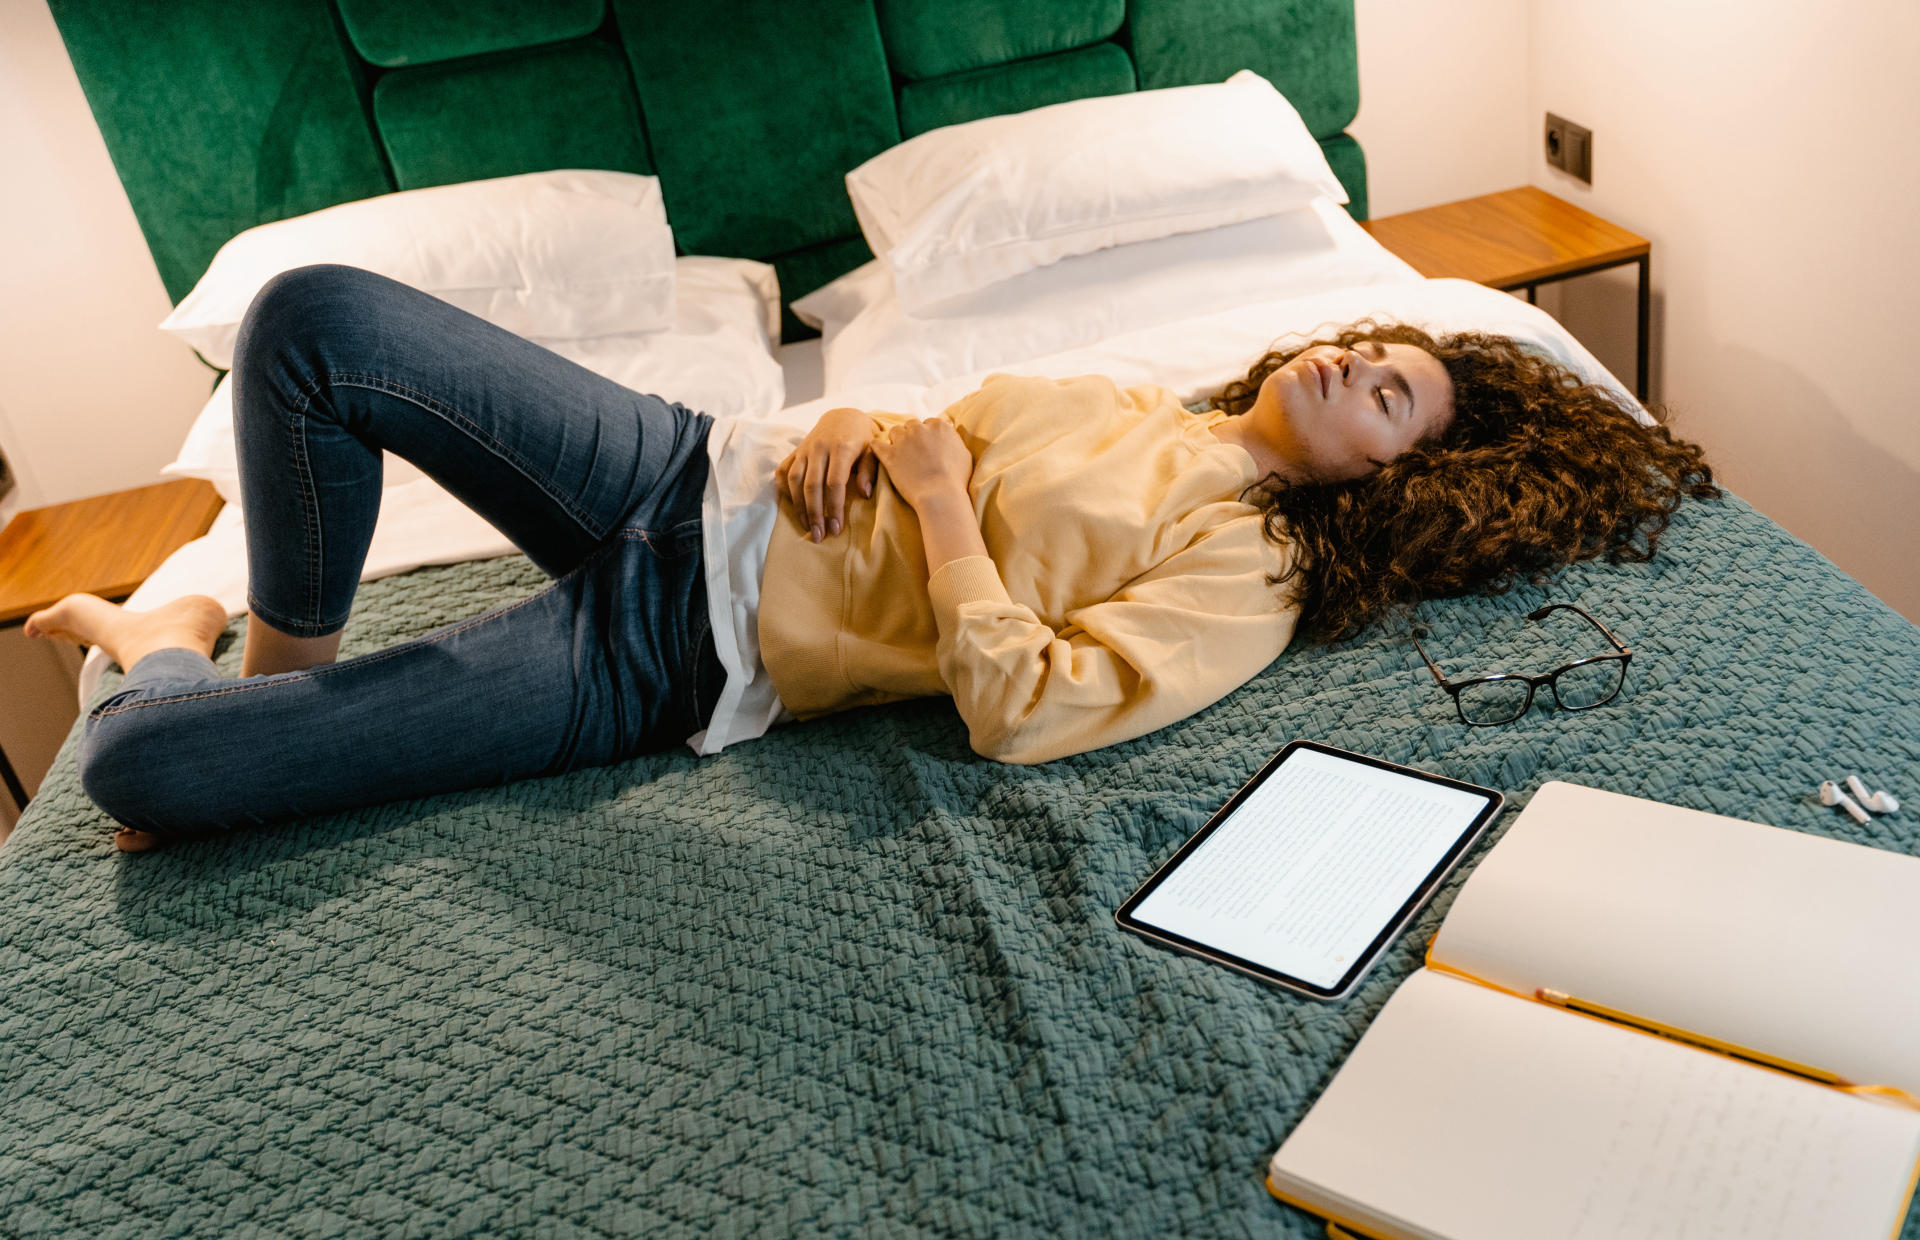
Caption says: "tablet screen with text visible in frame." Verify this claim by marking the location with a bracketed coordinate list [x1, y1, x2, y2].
[1116, 741, 1503, 1000]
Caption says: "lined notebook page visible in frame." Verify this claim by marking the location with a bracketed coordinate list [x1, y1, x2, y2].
[1270, 971, 1920, 1240]
[1429, 782, 1920, 1096]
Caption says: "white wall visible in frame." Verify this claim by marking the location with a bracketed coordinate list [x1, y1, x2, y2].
[1524, 0, 1920, 621]
[1354, 0, 1920, 622]
[1350, 0, 1532, 218]
[0, 0, 214, 515]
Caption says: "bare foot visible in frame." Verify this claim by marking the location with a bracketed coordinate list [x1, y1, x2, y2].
[24, 593, 228, 670]
[115, 828, 163, 853]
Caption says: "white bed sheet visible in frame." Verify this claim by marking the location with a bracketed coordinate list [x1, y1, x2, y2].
[82, 265, 1644, 711]
[778, 338, 825, 407]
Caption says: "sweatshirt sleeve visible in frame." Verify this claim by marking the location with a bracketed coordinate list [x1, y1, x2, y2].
[924, 521, 1298, 764]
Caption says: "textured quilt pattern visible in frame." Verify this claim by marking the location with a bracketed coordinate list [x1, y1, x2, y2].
[4, 493, 1918, 1238]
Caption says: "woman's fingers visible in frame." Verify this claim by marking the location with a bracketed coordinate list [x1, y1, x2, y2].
[784, 451, 807, 520]
[866, 417, 972, 509]
[803, 446, 827, 540]
[827, 441, 869, 533]
[784, 436, 884, 541]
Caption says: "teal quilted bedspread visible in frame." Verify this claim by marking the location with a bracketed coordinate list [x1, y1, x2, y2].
[4, 493, 1918, 1238]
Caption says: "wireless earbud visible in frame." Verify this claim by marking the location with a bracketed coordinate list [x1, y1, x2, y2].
[1819, 780, 1872, 825]
[1846, 775, 1900, 815]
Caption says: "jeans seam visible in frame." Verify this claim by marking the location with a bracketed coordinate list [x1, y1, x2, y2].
[90, 587, 557, 720]
[329, 371, 609, 541]
[291, 383, 326, 629]
[246, 591, 348, 639]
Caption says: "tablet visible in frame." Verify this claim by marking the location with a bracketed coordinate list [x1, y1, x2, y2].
[1114, 740, 1503, 1001]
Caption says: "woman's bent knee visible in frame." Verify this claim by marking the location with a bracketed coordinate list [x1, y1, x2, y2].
[232, 263, 391, 392]
[77, 700, 208, 837]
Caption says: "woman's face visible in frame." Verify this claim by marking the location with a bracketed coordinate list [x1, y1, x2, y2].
[1258, 340, 1454, 481]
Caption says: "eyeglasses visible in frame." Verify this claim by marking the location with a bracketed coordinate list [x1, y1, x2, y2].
[1411, 604, 1633, 727]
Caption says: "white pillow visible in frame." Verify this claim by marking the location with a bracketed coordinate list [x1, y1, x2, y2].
[159, 170, 677, 369]
[778, 279, 1653, 436]
[844, 69, 1347, 313]
[163, 256, 784, 503]
[793, 198, 1420, 394]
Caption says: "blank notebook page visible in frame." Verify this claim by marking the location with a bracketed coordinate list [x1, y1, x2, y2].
[1270, 970, 1920, 1240]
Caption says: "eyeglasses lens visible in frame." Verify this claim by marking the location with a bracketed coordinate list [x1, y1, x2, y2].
[1456, 678, 1532, 725]
[1552, 658, 1626, 709]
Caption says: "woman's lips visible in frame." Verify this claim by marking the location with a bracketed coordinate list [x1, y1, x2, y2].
[1307, 357, 1331, 399]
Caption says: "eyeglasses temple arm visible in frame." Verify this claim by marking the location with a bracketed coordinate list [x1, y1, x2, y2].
[1530, 602, 1633, 654]
[1409, 630, 1451, 687]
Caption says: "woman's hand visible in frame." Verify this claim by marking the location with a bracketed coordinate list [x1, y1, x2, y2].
[776, 406, 881, 541]
[871, 416, 974, 511]
[875, 417, 988, 577]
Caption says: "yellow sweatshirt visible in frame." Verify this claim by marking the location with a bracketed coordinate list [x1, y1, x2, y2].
[756, 372, 1300, 764]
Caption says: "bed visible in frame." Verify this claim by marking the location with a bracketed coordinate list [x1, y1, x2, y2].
[10, 2, 1920, 1236]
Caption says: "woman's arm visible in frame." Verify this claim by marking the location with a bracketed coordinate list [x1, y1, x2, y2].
[928, 532, 1297, 764]
[872, 416, 1294, 765]
[869, 416, 989, 572]
[909, 492, 992, 575]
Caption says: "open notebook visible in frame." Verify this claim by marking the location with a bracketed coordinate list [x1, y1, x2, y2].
[1268, 781, 1920, 1240]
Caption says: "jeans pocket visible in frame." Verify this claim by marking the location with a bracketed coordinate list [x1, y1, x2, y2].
[636, 517, 703, 563]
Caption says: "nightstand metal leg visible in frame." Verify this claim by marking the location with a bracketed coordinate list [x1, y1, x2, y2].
[0, 746, 27, 814]
[1525, 284, 1538, 306]
[1635, 253, 1651, 402]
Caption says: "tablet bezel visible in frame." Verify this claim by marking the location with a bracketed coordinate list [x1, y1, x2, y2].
[1113, 739, 1504, 1001]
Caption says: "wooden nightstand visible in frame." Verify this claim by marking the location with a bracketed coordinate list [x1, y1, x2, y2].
[0, 478, 224, 818]
[1360, 187, 1651, 400]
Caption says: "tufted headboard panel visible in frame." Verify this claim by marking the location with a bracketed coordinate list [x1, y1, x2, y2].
[49, 0, 1363, 343]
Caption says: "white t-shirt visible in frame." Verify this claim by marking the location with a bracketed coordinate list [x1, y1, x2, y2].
[684, 417, 805, 755]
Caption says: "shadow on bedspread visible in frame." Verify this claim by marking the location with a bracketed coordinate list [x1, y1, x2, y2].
[3, 494, 1917, 1238]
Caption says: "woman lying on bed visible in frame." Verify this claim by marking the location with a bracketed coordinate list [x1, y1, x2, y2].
[26, 265, 1716, 850]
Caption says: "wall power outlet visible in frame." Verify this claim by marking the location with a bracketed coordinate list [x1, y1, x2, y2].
[1545, 112, 1592, 184]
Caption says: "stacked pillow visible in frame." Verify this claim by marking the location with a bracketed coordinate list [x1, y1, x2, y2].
[161, 170, 682, 367]
[805, 70, 1403, 392]
[796, 200, 1420, 393]
[158, 170, 785, 501]
[846, 70, 1347, 312]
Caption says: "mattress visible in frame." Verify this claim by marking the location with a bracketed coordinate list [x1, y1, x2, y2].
[20, 210, 1920, 1235]
[7, 476, 1919, 1235]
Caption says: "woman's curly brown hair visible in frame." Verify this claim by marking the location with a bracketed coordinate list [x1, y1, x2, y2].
[1208, 320, 1720, 643]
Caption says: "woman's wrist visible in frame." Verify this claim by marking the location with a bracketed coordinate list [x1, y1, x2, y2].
[908, 484, 970, 515]
[910, 486, 990, 576]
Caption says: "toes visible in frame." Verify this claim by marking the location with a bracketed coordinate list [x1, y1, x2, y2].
[114, 828, 163, 853]
[23, 604, 62, 639]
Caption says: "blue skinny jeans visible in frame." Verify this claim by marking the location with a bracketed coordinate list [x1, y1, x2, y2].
[78, 264, 726, 836]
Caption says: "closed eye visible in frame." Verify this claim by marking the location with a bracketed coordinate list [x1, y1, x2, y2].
[1375, 387, 1391, 417]
[1364, 342, 1417, 419]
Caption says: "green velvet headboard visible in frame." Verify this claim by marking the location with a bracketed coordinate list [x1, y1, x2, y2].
[49, 0, 1364, 344]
